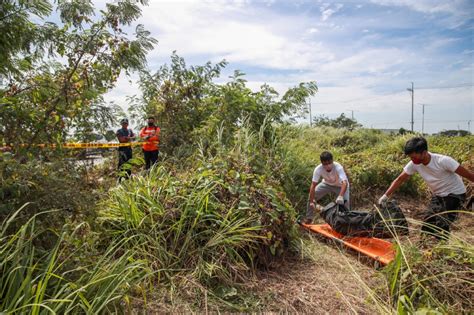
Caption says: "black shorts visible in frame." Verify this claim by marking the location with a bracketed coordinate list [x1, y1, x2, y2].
[143, 150, 159, 170]
[421, 193, 466, 238]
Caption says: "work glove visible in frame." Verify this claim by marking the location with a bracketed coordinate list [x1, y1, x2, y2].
[336, 196, 344, 205]
[378, 194, 389, 205]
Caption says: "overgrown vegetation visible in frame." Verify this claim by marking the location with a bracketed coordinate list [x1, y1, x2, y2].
[0, 206, 148, 313]
[128, 55, 316, 154]
[385, 233, 474, 314]
[0, 0, 155, 152]
[1, 0, 472, 313]
[279, 126, 472, 209]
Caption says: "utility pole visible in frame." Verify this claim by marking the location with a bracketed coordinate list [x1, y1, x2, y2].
[407, 82, 414, 132]
[421, 104, 425, 135]
[419, 104, 427, 135]
[346, 109, 356, 120]
[468, 120, 471, 133]
[309, 99, 313, 127]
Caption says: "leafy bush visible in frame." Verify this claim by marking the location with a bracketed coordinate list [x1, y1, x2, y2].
[276, 126, 472, 208]
[129, 54, 317, 154]
[100, 124, 298, 289]
[0, 152, 103, 233]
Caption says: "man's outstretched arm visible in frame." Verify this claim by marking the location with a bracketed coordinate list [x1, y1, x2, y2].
[379, 171, 411, 204]
[455, 165, 474, 182]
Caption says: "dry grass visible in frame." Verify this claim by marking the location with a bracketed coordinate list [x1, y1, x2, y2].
[138, 244, 389, 314]
[247, 243, 388, 314]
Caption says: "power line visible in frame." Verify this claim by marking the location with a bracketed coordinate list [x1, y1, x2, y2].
[422, 119, 472, 123]
[346, 109, 357, 120]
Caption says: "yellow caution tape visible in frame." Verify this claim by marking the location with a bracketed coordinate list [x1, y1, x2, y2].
[1, 142, 159, 150]
[62, 142, 152, 148]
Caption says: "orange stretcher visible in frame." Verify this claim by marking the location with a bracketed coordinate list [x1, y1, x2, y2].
[299, 223, 396, 266]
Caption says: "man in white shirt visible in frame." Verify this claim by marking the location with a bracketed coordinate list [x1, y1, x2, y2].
[379, 137, 473, 238]
[304, 151, 350, 223]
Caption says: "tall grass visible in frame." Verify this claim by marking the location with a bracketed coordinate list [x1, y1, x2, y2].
[294, 212, 473, 313]
[383, 215, 474, 313]
[101, 165, 264, 285]
[100, 122, 299, 292]
[0, 205, 148, 314]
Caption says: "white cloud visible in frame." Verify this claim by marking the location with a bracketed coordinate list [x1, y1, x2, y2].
[103, 74, 139, 114]
[320, 3, 343, 21]
[425, 37, 461, 51]
[97, 0, 472, 133]
[262, 0, 276, 6]
[318, 48, 408, 79]
[369, 0, 464, 14]
[139, 1, 335, 70]
[321, 8, 335, 21]
[369, 0, 472, 27]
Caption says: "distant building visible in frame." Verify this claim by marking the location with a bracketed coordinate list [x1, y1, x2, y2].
[377, 128, 400, 135]
[436, 130, 471, 137]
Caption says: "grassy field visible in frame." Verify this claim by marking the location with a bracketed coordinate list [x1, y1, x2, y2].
[1, 126, 472, 313]
[1, 1, 472, 312]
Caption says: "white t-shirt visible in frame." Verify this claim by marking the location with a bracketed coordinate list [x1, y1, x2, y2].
[312, 162, 349, 187]
[403, 152, 466, 197]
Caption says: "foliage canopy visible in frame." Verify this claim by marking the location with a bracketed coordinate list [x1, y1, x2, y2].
[0, 0, 156, 151]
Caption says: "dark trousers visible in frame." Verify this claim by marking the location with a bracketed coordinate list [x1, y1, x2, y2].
[118, 148, 133, 178]
[421, 193, 466, 239]
[143, 150, 159, 170]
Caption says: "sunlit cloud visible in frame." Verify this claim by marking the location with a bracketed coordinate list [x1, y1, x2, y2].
[100, 0, 473, 133]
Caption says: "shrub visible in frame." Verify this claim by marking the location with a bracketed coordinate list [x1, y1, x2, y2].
[0, 152, 103, 233]
[99, 124, 299, 289]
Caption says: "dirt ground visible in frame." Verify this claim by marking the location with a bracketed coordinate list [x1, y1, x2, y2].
[248, 243, 388, 313]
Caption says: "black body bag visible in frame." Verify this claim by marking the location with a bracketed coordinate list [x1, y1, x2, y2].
[319, 200, 409, 238]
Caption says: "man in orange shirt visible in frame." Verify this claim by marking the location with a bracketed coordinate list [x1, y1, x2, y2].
[139, 116, 160, 170]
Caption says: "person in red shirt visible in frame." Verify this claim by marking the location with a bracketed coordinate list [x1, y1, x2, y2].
[139, 116, 160, 170]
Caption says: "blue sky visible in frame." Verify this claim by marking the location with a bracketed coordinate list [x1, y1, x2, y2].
[100, 0, 473, 134]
